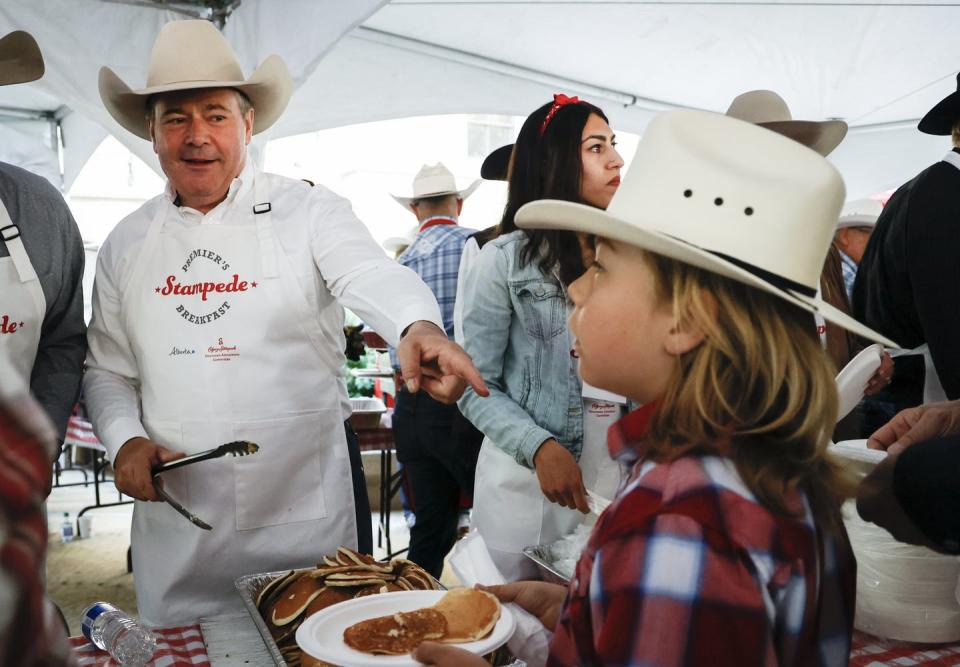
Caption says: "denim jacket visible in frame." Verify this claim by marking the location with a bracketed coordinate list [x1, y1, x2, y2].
[458, 231, 583, 469]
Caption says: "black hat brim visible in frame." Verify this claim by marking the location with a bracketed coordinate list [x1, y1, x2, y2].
[481, 144, 513, 181]
[918, 91, 960, 135]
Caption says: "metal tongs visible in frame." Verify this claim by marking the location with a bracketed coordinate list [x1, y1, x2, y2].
[150, 440, 260, 530]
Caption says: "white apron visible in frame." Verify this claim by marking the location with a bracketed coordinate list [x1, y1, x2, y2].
[472, 382, 624, 581]
[121, 176, 355, 626]
[0, 198, 45, 381]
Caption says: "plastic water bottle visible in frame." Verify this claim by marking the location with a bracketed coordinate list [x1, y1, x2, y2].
[60, 512, 74, 543]
[81, 602, 157, 666]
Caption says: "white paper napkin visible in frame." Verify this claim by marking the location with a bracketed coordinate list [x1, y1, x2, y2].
[449, 531, 553, 667]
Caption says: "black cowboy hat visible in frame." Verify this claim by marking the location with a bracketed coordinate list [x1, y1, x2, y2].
[918, 72, 960, 136]
[480, 144, 513, 181]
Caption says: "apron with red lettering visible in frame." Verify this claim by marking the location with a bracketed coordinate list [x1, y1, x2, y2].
[0, 198, 45, 383]
[121, 174, 355, 626]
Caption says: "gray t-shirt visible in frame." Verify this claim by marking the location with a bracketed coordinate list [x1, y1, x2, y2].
[0, 162, 86, 440]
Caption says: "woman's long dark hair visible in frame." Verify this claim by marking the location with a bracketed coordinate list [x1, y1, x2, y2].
[498, 98, 609, 286]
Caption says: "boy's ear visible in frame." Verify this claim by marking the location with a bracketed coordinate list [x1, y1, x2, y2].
[663, 289, 716, 356]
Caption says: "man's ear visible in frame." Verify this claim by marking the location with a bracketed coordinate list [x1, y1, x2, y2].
[456, 198, 464, 216]
[244, 107, 254, 145]
[663, 290, 715, 356]
[409, 203, 420, 217]
[148, 119, 159, 155]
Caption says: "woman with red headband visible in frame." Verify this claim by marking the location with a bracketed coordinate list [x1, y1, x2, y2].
[457, 95, 625, 579]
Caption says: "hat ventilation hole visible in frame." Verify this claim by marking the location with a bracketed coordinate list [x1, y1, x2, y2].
[744, 207, 754, 216]
[714, 197, 724, 206]
[683, 189, 693, 198]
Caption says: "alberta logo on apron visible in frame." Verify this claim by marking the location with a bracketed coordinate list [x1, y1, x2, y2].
[155, 247, 257, 325]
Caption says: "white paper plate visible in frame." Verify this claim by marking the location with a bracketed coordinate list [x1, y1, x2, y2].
[295, 589, 515, 667]
[829, 439, 887, 478]
[835, 343, 883, 421]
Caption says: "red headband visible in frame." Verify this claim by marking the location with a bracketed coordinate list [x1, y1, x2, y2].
[539, 93, 581, 136]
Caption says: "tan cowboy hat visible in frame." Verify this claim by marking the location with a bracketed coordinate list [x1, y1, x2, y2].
[837, 198, 883, 230]
[99, 19, 292, 140]
[726, 90, 848, 156]
[391, 163, 480, 208]
[515, 109, 897, 348]
[0, 30, 44, 87]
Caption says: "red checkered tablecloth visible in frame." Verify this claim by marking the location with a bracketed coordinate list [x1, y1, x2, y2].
[851, 630, 960, 666]
[69, 624, 209, 666]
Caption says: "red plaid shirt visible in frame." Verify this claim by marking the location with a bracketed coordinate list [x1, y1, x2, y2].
[0, 394, 76, 666]
[547, 403, 856, 667]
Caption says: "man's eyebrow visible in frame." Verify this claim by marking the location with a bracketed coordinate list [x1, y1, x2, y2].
[159, 103, 231, 117]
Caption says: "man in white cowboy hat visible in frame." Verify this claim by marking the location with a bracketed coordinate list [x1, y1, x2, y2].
[725, 89, 848, 157]
[84, 20, 487, 625]
[854, 72, 960, 408]
[0, 30, 86, 446]
[387, 163, 483, 577]
[834, 198, 882, 301]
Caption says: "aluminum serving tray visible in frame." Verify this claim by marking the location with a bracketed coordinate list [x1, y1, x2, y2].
[235, 567, 448, 666]
[236, 568, 301, 666]
[522, 544, 574, 585]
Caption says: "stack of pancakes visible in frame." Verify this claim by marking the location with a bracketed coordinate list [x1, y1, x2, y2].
[343, 588, 501, 656]
[253, 546, 440, 666]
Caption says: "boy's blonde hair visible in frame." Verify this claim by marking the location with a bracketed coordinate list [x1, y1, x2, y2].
[642, 251, 857, 531]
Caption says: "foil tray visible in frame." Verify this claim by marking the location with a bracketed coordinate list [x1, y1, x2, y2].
[235, 568, 300, 666]
[522, 544, 574, 585]
[235, 567, 448, 666]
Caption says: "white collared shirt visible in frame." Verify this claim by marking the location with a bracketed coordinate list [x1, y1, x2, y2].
[84, 163, 442, 459]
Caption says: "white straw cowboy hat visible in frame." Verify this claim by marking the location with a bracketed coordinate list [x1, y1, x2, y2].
[99, 19, 293, 140]
[0, 30, 44, 87]
[726, 90, 848, 157]
[837, 198, 883, 230]
[391, 163, 481, 208]
[382, 226, 418, 254]
[515, 109, 897, 348]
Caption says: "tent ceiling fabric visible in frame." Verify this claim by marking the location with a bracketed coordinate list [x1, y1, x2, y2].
[0, 0, 957, 198]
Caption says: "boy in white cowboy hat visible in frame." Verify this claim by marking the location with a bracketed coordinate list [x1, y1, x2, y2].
[414, 110, 896, 667]
[0, 30, 86, 445]
[388, 163, 483, 578]
[84, 19, 487, 626]
[854, 72, 960, 410]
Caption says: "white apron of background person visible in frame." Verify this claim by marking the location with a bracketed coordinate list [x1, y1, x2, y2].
[472, 379, 625, 581]
[120, 174, 355, 626]
[0, 199, 45, 381]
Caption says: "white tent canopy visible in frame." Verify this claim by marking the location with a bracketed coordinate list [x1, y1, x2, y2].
[0, 0, 957, 198]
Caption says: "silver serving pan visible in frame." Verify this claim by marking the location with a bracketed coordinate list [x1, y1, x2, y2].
[522, 544, 573, 585]
[236, 568, 297, 666]
[235, 567, 448, 666]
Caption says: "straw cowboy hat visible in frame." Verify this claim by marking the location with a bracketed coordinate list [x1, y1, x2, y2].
[726, 90, 848, 156]
[837, 198, 883, 230]
[0, 30, 44, 87]
[515, 109, 897, 348]
[382, 226, 418, 254]
[918, 72, 960, 135]
[99, 19, 293, 140]
[391, 163, 481, 208]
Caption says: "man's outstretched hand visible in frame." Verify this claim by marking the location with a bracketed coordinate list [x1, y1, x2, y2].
[396, 321, 489, 404]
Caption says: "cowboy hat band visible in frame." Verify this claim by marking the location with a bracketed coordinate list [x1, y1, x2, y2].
[918, 72, 960, 136]
[98, 19, 292, 140]
[515, 109, 898, 349]
[726, 90, 848, 157]
[0, 30, 44, 87]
